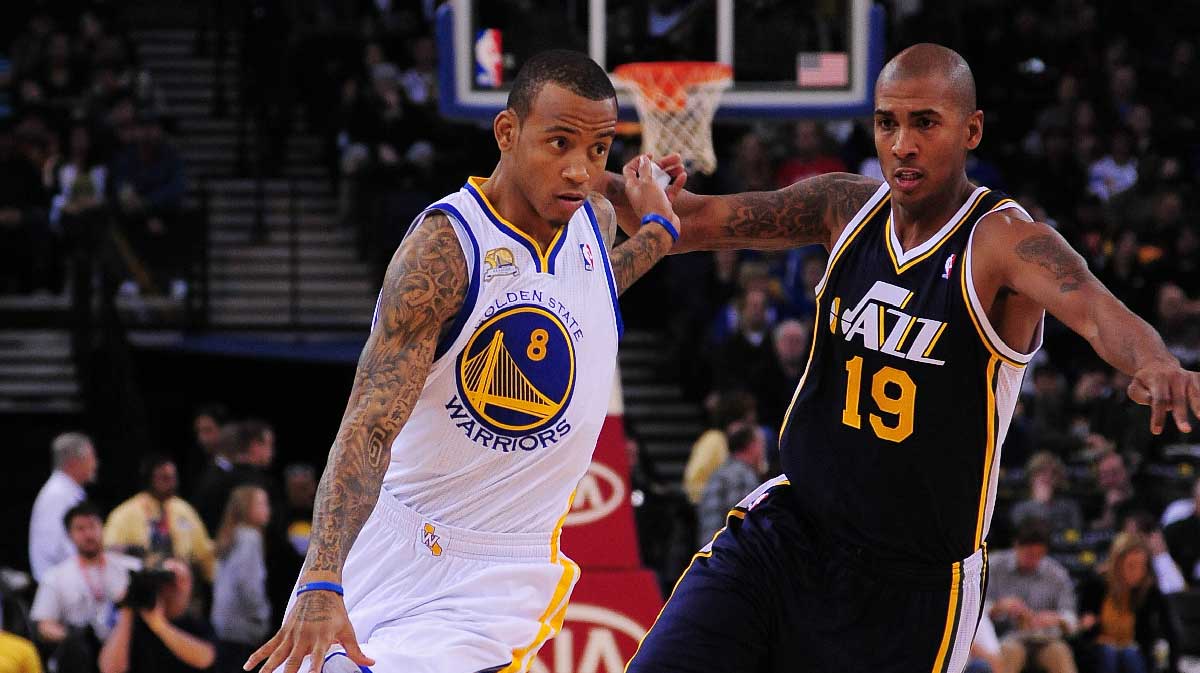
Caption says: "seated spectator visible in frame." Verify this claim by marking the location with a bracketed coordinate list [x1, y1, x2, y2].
[282, 464, 316, 557]
[987, 518, 1079, 673]
[710, 287, 781, 417]
[682, 391, 756, 505]
[967, 612, 1004, 673]
[97, 558, 216, 673]
[30, 503, 139, 673]
[1076, 533, 1171, 673]
[103, 455, 215, 582]
[211, 486, 271, 673]
[107, 112, 187, 294]
[774, 120, 846, 187]
[0, 628, 43, 673]
[1010, 452, 1083, 538]
[696, 424, 764, 546]
[1088, 128, 1137, 202]
[48, 123, 107, 229]
[1089, 451, 1152, 535]
[759, 319, 811, 429]
[29, 432, 98, 582]
[1164, 477, 1200, 586]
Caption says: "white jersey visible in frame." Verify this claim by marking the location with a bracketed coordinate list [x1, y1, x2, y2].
[380, 177, 622, 536]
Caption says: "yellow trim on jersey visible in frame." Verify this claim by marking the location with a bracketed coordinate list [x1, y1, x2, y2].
[886, 189, 990, 275]
[922, 322, 949, 359]
[502, 491, 580, 673]
[959, 253, 1025, 368]
[467, 176, 568, 273]
[930, 562, 963, 673]
[973, 357, 1000, 548]
[778, 196, 889, 443]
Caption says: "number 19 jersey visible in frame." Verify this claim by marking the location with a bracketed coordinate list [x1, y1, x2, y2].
[779, 182, 1043, 565]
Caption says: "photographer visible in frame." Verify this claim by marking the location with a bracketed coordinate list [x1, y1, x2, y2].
[97, 559, 215, 673]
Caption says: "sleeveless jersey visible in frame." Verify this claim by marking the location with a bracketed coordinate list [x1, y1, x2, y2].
[779, 182, 1043, 565]
[378, 176, 622, 535]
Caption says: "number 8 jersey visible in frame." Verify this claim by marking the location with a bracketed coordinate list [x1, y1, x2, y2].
[377, 177, 622, 536]
[779, 182, 1043, 565]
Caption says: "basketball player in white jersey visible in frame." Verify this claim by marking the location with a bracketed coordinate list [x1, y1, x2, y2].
[244, 50, 685, 673]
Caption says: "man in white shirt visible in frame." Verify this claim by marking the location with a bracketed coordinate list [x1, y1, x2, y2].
[30, 502, 139, 671]
[29, 432, 98, 581]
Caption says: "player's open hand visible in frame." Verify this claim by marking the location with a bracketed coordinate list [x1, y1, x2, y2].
[244, 590, 373, 673]
[1126, 361, 1200, 434]
[622, 155, 681, 236]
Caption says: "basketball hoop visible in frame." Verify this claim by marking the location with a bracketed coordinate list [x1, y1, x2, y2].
[613, 62, 732, 175]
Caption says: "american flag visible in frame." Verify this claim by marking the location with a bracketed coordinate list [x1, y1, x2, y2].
[797, 52, 848, 88]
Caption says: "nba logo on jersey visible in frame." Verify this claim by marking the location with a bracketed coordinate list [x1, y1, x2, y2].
[474, 29, 503, 88]
[580, 243, 595, 271]
[942, 253, 957, 279]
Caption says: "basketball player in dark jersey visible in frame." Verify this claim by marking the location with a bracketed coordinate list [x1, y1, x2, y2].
[606, 43, 1200, 672]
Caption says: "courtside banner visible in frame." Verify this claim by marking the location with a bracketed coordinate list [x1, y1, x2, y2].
[560, 415, 641, 568]
[532, 568, 662, 673]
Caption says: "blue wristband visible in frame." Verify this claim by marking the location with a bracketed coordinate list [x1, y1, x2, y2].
[295, 581, 344, 597]
[641, 213, 679, 242]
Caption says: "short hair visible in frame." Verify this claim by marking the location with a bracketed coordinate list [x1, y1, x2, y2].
[713, 390, 757, 429]
[51, 432, 92, 469]
[773, 319, 809, 344]
[193, 403, 230, 425]
[506, 49, 616, 121]
[140, 453, 175, 488]
[877, 43, 976, 114]
[235, 419, 273, 456]
[63, 501, 102, 530]
[726, 424, 760, 455]
[1013, 516, 1051, 547]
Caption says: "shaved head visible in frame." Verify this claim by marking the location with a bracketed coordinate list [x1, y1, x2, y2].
[877, 43, 976, 113]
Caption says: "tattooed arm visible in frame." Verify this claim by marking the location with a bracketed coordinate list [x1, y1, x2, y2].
[589, 193, 673, 296]
[977, 210, 1200, 435]
[245, 213, 467, 673]
[605, 166, 879, 253]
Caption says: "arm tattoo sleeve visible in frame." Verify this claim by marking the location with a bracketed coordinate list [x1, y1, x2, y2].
[718, 173, 879, 249]
[303, 213, 467, 578]
[589, 194, 672, 296]
[1014, 233, 1088, 293]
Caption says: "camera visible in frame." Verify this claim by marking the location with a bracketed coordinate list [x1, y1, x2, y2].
[120, 568, 176, 610]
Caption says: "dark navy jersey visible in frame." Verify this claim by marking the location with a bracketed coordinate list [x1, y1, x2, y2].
[779, 182, 1043, 566]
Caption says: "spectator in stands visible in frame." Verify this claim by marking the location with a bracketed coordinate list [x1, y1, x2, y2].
[987, 518, 1079, 673]
[0, 628, 43, 673]
[682, 390, 756, 505]
[30, 502, 139, 673]
[760, 318, 811, 433]
[1088, 128, 1138, 202]
[710, 287, 780, 416]
[184, 403, 231, 497]
[282, 463, 316, 557]
[1164, 477, 1200, 586]
[48, 122, 107, 229]
[29, 432, 97, 582]
[1089, 451, 1151, 535]
[107, 111, 187, 295]
[193, 420, 274, 535]
[1077, 533, 1172, 673]
[774, 120, 846, 188]
[696, 424, 764, 546]
[103, 455, 215, 582]
[1010, 452, 1084, 538]
[97, 558, 216, 673]
[211, 485, 271, 673]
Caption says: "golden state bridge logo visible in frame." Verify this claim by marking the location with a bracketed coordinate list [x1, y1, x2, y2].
[445, 304, 575, 451]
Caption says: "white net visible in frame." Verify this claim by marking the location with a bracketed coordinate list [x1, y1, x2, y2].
[613, 63, 732, 175]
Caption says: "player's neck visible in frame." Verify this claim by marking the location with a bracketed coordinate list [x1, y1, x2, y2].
[481, 165, 558, 249]
[890, 175, 975, 249]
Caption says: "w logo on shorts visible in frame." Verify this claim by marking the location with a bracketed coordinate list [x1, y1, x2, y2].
[422, 523, 443, 557]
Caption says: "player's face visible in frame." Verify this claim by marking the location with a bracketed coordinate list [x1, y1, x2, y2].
[512, 84, 617, 226]
[873, 75, 982, 210]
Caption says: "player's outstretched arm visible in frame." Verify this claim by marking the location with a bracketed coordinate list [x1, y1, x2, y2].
[980, 212, 1200, 435]
[244, 213, 467, 673]
[592, 155, 680, 295]
[604, 157, 879, 253]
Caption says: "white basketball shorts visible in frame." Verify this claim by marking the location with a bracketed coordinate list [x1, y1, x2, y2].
[271, 490, 579, 673]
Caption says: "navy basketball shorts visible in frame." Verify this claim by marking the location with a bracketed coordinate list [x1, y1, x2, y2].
[626, 475, 988, 673]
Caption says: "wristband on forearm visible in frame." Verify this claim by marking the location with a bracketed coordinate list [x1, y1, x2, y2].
[295, 581, 344, 597]
[641, 213, 679, 242]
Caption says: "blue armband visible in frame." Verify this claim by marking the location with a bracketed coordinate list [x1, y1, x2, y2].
[295, 581, 344, 597]
[641, 213, 679, 242]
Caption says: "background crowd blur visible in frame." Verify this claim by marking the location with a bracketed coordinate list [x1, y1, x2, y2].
[2, 1, 1200, 672]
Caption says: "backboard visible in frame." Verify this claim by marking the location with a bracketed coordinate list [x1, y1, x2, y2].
[436, 0, 885, 122]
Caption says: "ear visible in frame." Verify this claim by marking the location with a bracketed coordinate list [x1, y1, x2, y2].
[494, 109, 518, 152]
[965, 110, 983, 151]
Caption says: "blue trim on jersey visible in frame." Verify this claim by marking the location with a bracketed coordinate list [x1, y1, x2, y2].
[322, 651, 373, 673]
[582, 200, 624, 339]
[428, 203, 482, 361]
[463, 179, 569, 274]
